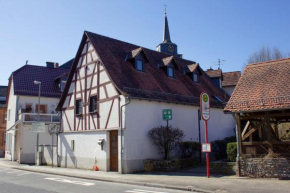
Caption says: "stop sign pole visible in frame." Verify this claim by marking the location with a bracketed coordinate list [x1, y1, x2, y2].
[200, 93, 210, 178]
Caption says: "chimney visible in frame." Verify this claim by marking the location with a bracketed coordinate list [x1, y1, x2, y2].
[55, 63, 59, 68]
[46, 62, 55, 68]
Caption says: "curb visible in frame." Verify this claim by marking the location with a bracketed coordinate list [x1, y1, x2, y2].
[3, 164, 213, 193]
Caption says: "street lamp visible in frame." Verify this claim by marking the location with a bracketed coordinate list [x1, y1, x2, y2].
[34, 80, 41, 165]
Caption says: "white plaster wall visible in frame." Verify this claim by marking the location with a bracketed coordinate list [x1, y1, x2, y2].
[57, 131, 109, 171]
[122, 99, 235, 173]
[18, 124, 53, 164]
[223, 86, 235, 96]
[6, 81, 17, 129]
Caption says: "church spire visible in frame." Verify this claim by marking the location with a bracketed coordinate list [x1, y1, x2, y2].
[157, 6, 181, 57]
[163, 6, 171, 43]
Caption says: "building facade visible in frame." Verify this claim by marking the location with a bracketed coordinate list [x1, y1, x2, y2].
[54, 28, 236, 173]
[5, 63, 69, 163]
[0, 86, 7, 157]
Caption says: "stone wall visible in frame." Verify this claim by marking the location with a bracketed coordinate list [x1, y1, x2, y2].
[210, 161, 236, 175]
[240, 157, 290, 178]
[143, 158, 197, 172]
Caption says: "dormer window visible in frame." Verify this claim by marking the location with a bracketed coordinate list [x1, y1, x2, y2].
[167, 67, 175, 78]
[61, 80, 67, 91]
[193, 73, 199, 82]
[136, 59, 144, 71]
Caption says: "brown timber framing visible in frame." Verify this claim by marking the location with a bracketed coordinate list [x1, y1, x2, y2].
[105, 99, 115, 129]
[87, 62, 97, 130]
[235, 113, 242, 155]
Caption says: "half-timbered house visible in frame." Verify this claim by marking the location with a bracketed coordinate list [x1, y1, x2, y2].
[55, 29, 236, 173]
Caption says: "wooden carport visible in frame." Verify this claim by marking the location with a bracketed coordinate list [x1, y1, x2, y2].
[225, 58, 290, 178]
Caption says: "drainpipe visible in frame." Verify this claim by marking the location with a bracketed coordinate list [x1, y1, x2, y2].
[120, 96, 131, 174]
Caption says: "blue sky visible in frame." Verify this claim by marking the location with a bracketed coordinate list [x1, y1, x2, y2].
[1, 0, 290, 85]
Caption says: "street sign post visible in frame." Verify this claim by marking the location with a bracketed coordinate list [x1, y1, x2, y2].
[200, 93, 211, 178]
[32, 122, 46, 133]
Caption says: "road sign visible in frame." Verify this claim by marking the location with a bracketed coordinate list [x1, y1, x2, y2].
[162, 109, 172, 120]
[202, 143, 211, 153]
[200, 93, 210, 121]
[32, 122, 46, 133]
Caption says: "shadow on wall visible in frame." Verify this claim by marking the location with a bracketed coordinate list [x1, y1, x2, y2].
[59, 135, 77, 168]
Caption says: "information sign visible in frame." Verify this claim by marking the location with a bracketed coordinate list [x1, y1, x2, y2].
[162, 109, 172, 120]
[32, 122, 45, 133]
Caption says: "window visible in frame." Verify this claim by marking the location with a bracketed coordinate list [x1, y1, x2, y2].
[193, 73, 199, 82]
[136, 59, 143, 71]
[60, 80, 67, 92]
[35, 104, 47, 114]
[167, 67, 174, 77]
[76, 99, 82, 115]
[3, 112, 7, 122]
[90, 95, 98, 113]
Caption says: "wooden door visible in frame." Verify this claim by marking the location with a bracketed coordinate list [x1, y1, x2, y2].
[110, 131, 118, 171]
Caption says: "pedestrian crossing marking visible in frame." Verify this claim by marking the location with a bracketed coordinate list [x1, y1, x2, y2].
[125, 189, 168, 193]
[45, 177, 95, 186]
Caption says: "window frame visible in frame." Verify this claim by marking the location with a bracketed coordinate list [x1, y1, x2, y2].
[193, 73, 199, 83]
[89, 95, 98, 113]
[135, 59, 144, 72]
[167, 66, 175, 78]
[60, 80, 67, 92]
[75, 99, 83, 115]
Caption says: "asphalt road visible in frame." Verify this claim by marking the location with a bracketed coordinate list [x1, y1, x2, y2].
[0, 166, 194, 193]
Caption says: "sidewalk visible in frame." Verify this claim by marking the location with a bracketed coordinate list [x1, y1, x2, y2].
[0, 158, 289, 193]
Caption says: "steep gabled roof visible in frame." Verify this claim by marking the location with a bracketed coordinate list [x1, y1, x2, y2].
[11, 65, 69, 98]
[60, 58, 74, 69]
[222, 71, 241, 87]
[57, 31, 229, 110]
[225, 58, 290, 112]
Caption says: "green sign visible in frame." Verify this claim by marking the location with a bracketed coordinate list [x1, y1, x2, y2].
[162, 109, 172, 120]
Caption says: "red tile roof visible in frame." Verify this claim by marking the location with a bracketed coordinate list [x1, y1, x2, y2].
[224, 58, 290, 112]
[205, 69, 222, 78]
[58, 31, 230, 110]
[222, 71, 241, 87]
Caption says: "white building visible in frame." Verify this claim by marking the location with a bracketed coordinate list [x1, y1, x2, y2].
[5, 63, 70, 164]
[55, 27, 236, 173]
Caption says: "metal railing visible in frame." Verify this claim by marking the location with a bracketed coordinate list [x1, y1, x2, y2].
[22, 113, 60, 123]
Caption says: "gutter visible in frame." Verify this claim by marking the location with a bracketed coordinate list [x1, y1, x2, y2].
[120, 95, 131, 174]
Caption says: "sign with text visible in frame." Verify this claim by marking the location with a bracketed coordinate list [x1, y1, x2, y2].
[200, 93, 210, 121]
[162, 109, 172, 120]
[202, 143, 211, 153]
[32, 122, 46, 133]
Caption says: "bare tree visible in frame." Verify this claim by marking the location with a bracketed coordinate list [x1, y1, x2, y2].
[247, 46, 287, 64]
[148, 125, 184, 160]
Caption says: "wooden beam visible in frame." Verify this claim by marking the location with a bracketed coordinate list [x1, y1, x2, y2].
[235, 113, 242, 155]
[242, 141, 290, 145]
[241, 121, 251, 138]
[242, 119, 266, 141]
[240, 113, 290, 120]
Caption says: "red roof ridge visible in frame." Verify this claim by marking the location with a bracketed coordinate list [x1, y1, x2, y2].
[247, 57, 290, 67]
